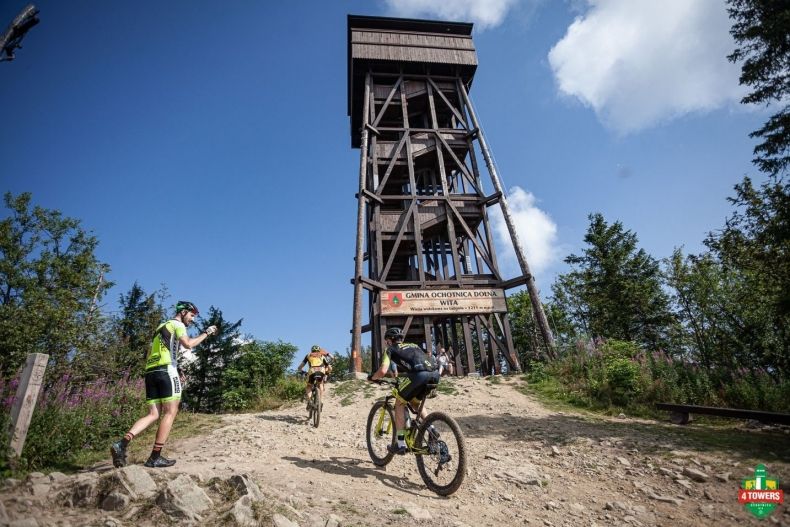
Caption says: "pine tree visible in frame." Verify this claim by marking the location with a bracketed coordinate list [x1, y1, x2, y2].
[552, 214, 675, 350]
[182, 306, 242, 412]
[113, 282, 167, 375]
[727, 0, 790, 177]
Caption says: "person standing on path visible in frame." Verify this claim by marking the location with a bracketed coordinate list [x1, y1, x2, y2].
[111, 300, 217, 468]
[437, 347, 449, 376]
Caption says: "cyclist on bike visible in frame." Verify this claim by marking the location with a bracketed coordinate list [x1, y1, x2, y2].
[368, 327, 439, 455]
[297, 345, 333, 408]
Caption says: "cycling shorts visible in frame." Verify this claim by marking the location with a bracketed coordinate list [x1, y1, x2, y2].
[308, 371, 326, 386]
[396, 370, 439, 405]
[144, 365, 182, 404]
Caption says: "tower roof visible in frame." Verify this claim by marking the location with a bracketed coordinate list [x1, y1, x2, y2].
[347, 15, 478, 147]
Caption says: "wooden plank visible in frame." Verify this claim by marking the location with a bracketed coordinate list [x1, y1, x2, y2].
[477, 314, 509, 363]
[380, 200, 416, 281]
[401, 87, 426, 285]
[435, 132, 481, 194]
[8, 353, 48, 457]
[500, 313, 521, 371]
[380, 288, 507, 316]
[474, 317, 488, 375]
[423, 317, 433, 354]
[445, 200, 500, 279]
[428, 78, 468, 130]
[374, 135, 408, 195]
[360, 276, 388, 291]
[482, 211, 500, 276]
[450, 319, 463, 376]
[462, 317, 475, 375]
[501, 275, 530, 290]
[655, 403, 790, 425]
[372, 77, 403, 128]
[402, 316, 414, 337]
[352, 74, 374, 372]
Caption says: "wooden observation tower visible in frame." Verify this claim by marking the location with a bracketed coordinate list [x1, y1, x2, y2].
[348, 15, 554, 375]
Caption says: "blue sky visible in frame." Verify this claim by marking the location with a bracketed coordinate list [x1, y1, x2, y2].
[0, 1, 769, 362]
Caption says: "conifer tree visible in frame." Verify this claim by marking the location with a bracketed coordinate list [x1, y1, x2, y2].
[182, 306, 242, 412]
[552, 214, 675, 350]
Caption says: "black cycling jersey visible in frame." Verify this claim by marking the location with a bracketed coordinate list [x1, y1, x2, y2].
[384, 342, 436, 374]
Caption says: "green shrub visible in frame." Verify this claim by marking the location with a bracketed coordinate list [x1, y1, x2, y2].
[271, 376, 305, 401]
[221, 390, 249, 412]
[525, 361, 550, 384]
[605, 357, 642, 406]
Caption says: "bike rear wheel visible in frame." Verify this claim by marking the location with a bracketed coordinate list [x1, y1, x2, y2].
[415, 411, 467, 496]
[312, 387, 321, 428]
[366, 400, 396, 466]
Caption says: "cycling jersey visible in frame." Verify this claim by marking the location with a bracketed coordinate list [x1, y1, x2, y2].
[381, 342, 436, 374]
[146, 319, 187, 372]
[301, 351, 330, 373]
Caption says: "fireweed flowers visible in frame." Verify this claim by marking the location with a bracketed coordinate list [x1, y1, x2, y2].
[0, 370, 146, 470]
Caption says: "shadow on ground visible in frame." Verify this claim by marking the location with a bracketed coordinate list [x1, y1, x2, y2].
[282, 455, 434, 498]
[256, 414, 305, 425]
[453, 412, 790, 463]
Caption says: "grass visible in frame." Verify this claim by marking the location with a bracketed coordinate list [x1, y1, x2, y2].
[71, 411, 223, 469]
[518, 377, 790, 463]
[435, 378, 458, 396]
[333, 379, 376, 406]
[334, 499, 361, 516]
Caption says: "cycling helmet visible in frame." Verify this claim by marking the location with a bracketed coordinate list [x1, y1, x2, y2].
[175, 300, 199, 315]
[384, 327, 404, 341]
[311, 345, 321, 353]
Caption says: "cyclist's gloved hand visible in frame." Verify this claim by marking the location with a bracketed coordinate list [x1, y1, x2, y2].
[205, 325, 218, 336]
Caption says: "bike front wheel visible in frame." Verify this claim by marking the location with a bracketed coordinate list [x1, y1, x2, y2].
[415, 411, 467, 496]
[366, 400, 396, 466]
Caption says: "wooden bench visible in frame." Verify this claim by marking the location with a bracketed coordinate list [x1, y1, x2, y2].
[656, 403, 790, 426]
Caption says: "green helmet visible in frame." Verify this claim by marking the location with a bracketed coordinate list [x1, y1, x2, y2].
[311, 345, 321, 353]
[175, 300, 199, 315]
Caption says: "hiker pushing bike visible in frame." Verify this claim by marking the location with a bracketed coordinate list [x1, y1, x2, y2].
[366, 327, 466, 495]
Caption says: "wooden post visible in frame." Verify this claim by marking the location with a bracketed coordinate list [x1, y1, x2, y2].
[8, 353, 48, 457]
[457, 80, 556, 354]
[351, 73, 372, 373]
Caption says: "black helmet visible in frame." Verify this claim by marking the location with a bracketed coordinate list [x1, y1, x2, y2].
[384, 327, 404, 341]
[175, 300, 199, 315]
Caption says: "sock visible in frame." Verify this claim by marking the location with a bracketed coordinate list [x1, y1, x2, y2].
[121, 432, 134, 447]
[397, 431, 406, 447]
[150, 442, 164, 459]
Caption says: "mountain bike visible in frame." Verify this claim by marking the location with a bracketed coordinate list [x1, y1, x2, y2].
[366, 377, 466, 496]
[306, 372, 324, 428]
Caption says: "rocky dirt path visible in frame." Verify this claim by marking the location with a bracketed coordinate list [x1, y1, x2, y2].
[2, 375, 789, 526]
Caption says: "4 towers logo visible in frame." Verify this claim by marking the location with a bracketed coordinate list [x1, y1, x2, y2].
[738, 464, 783, 519]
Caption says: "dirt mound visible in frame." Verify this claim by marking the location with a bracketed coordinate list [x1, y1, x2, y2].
[2, 376, 789, 526]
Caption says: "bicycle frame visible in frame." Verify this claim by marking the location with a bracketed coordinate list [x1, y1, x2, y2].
[374, 384, 432, 455]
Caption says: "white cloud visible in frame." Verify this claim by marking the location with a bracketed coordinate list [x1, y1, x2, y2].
[383, 0, 519, 29]
[548, 0, 746, 133]
[490, 186, 559, 278]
